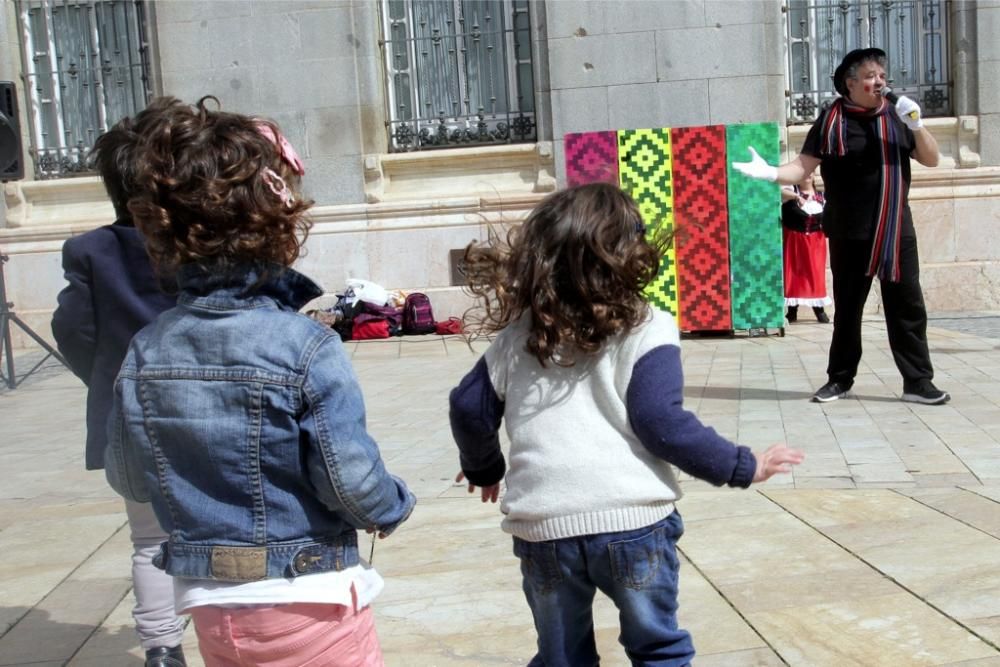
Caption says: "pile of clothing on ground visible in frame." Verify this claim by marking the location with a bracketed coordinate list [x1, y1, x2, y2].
[307, 279, 461, 341]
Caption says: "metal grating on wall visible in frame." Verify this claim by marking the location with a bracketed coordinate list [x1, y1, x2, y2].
[15, 0, 152, 179]
[785, 0, 951, 124]
[379, 0, 536, 152]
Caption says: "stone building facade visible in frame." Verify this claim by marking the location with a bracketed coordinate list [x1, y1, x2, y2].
[1, 0, 998, 349]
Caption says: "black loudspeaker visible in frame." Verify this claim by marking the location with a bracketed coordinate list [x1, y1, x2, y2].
[1, 81, 25, 181]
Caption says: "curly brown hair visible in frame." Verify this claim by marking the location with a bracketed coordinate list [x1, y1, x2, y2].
[127, 96, 313, 276]
[462, 183, 670, 366]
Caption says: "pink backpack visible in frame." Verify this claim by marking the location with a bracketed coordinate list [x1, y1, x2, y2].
[402, 292, 436, 335]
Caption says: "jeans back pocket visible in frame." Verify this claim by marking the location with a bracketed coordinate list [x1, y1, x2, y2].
[608, 525, 671, 591]
[513, 538, 564, 594]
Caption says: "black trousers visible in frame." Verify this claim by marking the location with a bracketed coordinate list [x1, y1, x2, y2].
[826, 235, 934, 387]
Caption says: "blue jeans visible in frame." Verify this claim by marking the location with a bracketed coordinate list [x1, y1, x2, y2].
[513, 511, 694, 667]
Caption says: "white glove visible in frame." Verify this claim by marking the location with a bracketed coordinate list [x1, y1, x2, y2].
[893, 95, 923, 130]
[732, 147, 777, 182]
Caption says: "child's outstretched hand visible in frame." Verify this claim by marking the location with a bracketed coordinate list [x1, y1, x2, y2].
[455, 471, 500, 503]
[752, 444, 805, 483]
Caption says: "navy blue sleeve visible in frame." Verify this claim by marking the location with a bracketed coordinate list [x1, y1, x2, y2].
[626, 345, 756, 488]
[449, 357, 506, 487]
[51, 238, 97, 384]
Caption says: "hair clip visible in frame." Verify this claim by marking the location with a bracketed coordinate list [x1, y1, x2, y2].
[262, 167, 295, 208]
[255, 123, 305, 175]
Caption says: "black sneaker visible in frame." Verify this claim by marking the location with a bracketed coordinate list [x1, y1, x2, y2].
[901, 381, 951, 405]
[812, 381, 851, 403]
[145, 646, 186, 667]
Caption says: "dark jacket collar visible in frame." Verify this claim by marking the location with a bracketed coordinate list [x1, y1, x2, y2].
[177, 263, 323, 311]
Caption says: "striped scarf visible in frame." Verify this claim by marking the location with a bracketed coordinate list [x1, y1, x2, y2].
[820, 97, 904, 282]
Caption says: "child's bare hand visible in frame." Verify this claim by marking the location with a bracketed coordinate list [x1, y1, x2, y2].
[455, 471, 500, 503]
[752, 444, 805, 483]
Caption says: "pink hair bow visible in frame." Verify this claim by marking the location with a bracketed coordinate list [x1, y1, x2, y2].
[255, 123, 305, 176]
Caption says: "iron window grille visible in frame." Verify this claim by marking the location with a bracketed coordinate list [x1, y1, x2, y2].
[379, 0, 536, 152]
[785, 0, 951, 124]
[15, 0, 152, 179]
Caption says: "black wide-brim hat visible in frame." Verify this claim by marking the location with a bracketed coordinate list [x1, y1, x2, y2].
[833, 47, 887, 95]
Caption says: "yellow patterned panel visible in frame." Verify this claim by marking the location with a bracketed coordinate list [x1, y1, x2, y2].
[617, 128, 678, 315]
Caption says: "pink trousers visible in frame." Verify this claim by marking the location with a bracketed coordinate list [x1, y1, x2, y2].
[190, 600, 383, 667]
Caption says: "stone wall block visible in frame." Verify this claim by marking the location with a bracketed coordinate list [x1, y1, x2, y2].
[548, 32, 657, 90]
[976, 7, 1000, 61]
[300, 7, 364, 60]
[911, 199, 957, 263]
[607, 80, 709, 129]
[155, 22, 213, 74]
[160, 69, 258, 115]
[244, 13, 304, 66]
[544, 0, 608, 38]
[255, 58, 359, 113]
[251, 1, 351, 15]
[365, 226, 477, 290]
[551, 87, 610, 137]
[156, 0, 251, 23]
[705, 0, 780, 26]
[349, 1, 380, 61]
[921, 262, 1000, 311]
[294, 231, 371, 295]
[954, 197, 1000, 262]
[978, 60, 1000, 114]
[604, 0, 705, 33]
[209, 16, 258, 69]
[305, 107, 363, 158]
[979, 114, 1000, 167]
[354, 56, 382, 109]
[655, 24, 767, 82]
[708, 76, 771, 125]
[304, 155, 365, 205]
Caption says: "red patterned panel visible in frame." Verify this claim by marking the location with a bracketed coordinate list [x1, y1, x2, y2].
[565, 132, 619, 187]
[671, 125, 732, 331]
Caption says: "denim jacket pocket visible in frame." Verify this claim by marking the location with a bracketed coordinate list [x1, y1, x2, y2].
[609, 525, 671, 591]
[513, 537, 563, 594]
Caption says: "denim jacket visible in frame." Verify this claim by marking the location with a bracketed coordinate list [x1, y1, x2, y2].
[105, 264, 415, 582]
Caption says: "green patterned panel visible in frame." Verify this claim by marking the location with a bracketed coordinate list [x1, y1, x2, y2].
[726, 123, 784, 330]
[617, 128, 678, 315]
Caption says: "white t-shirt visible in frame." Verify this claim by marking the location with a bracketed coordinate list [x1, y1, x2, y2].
[174, 561, 383, 613]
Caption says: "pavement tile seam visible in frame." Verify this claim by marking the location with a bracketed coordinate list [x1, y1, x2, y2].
[0, 520, 130, 646]
[760, 489, 1000, 655]
[674, 540, 784, 664]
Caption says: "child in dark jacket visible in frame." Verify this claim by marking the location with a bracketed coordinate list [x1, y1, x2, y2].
[51, 100, 185, 667]
[104, 96, 414, 667]
[449, 183, 804, 666]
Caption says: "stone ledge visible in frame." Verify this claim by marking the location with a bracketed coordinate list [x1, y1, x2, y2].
[363, 141, 557, 204]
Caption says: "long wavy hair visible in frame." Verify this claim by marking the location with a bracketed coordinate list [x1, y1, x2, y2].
[127, 96, 313, 278]
[463, 183, 669, 366]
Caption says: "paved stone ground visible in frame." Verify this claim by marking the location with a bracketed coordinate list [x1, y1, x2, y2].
[1, 313, 999, 666]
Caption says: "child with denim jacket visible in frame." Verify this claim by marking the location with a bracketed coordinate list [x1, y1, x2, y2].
[449, 183, 804, 666]
[105, 96, 415, 667]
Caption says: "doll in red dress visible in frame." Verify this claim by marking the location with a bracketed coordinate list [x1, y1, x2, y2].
[781, 175, 831, 323]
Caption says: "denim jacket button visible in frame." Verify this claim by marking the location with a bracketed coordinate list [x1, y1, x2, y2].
[293, 554, 310, 573]
[294, 552, 324, 574]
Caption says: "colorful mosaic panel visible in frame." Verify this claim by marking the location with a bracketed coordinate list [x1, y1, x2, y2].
[617, 128, 678, 315]
[670, 125, 732, 331]
[564, 131, 620, 187]
[726, 123, 784, 330]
